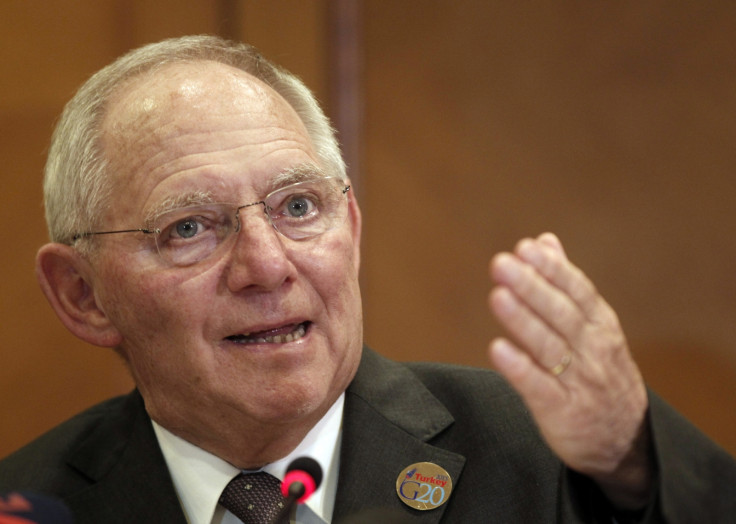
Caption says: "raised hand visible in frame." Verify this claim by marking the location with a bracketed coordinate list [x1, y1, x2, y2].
[488, 233, 652, 509]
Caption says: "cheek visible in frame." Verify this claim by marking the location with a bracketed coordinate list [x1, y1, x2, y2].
[96, 266, 222, 397]
[94, 256, 216, 347]
[304, 232, 359, 291]
[302, 234, 363, 332]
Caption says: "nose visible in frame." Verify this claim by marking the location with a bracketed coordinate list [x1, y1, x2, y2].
[224, 205, 296, 293]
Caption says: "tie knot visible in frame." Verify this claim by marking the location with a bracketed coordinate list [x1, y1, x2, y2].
[220, 471, 287, 524]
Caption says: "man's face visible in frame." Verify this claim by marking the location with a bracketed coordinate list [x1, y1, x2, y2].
[86, 61, 363, 465]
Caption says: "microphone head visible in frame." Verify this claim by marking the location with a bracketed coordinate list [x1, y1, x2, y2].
[281, 457, 323, 503]
[286, 457, 323, 487]
[0, 491, 73, 524]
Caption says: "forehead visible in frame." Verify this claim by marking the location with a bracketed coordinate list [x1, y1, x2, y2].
[99, 61, 318, 218]
[104, 60, 292, 130]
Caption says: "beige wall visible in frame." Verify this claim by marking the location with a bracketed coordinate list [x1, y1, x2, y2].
[359, 2, 736, 454]
[2, 1, 735, 459]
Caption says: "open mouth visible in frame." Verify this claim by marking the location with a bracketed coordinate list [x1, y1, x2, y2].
[225, 322, 310, 345]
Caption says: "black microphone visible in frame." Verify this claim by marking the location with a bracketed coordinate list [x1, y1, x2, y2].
[272, 457, 323, 524]
[0, 491, 73, 523]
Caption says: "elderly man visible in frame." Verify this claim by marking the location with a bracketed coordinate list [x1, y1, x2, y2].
[1, 35, 734, 523]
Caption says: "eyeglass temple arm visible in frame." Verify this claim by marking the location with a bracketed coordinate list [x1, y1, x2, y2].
[71, 228, 156, 241]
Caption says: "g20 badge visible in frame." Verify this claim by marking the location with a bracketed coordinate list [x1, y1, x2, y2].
[395, 462, 453, 511]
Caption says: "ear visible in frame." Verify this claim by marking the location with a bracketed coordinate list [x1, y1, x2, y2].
[346, 182, 362, 273]
[35, 243, 122, 348]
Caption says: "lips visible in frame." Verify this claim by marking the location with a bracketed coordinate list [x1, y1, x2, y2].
[225, 322, 310, 345]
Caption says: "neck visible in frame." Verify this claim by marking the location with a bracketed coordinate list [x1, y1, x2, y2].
[149, 401, 334, 470]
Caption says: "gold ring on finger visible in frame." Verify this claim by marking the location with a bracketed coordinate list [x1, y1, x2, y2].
[549, 351, 573, 377]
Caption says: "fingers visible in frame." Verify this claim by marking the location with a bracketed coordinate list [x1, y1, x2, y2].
[489, 284, 572, 371]
[536, 232, 566, 257]
[490, 233, 615, 354]
[513, 236, 600, 321]
[489, 254, 582, 372]
[488, 337, 566, 407]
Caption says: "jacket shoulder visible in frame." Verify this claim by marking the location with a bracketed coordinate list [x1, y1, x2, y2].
[352, 349, 542, 450]
[0, 392, 139, 493]
[404, 360, 518, 397]
[404, 360, 539, 434]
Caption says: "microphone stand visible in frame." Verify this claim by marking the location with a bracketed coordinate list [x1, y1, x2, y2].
[272, 481, 305, 524]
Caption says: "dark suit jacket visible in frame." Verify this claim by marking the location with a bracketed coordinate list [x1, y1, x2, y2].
[1, 348, 735, 523]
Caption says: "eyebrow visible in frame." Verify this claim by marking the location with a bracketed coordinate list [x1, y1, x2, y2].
[144, 190, 215, 224]
[267, 163, 328, 192]
[142, 164, 329, 224]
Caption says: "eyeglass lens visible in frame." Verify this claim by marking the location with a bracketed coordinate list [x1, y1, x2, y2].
[152, 178, 349, 267]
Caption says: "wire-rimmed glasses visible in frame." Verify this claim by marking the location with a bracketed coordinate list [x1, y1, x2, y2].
[72, 176, 351, 267]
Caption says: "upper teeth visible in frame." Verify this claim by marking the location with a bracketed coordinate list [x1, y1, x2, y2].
[238, 323, 307, 344]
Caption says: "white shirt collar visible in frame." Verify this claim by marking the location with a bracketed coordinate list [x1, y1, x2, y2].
[152, 393, 344, 524]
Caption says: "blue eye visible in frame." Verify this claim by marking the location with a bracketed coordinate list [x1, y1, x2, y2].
[175, 219, 200, 238]
[287, 197, 312, 217]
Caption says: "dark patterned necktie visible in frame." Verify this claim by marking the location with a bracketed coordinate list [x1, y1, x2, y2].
[219, 471, 288, 524]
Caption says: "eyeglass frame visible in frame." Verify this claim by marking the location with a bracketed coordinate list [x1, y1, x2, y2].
[70, 178, 352, 261]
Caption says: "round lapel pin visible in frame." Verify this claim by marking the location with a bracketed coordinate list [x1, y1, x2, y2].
[395, 462, 453, 511]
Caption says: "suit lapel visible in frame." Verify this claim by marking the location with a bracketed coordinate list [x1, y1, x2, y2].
[333, 349, 466, 523]
[63, 392, 187, 524]
[58, 352, 465, 523]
